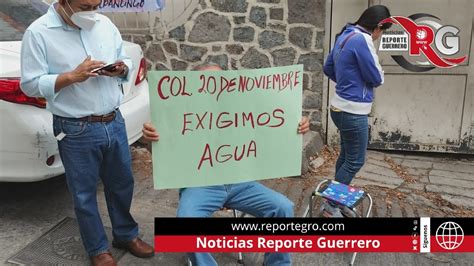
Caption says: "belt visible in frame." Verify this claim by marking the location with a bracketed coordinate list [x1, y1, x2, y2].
[330, 105, 342, 112]
[78, 111, 116, 122]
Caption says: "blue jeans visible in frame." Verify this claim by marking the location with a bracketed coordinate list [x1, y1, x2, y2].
[177, 181, 293, 266]
[53, 110, 139, 256]
[330, 110, 368, 185]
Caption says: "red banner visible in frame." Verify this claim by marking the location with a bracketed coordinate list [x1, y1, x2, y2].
[155, 235, 419, 253]
[430, 236, 474, 253]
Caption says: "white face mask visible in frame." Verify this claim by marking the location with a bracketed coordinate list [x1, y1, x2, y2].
[71, 11, 97, 30]
[62, 1, 97, 30]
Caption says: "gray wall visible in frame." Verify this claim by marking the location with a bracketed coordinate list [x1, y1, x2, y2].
[123, 0, 326, 170]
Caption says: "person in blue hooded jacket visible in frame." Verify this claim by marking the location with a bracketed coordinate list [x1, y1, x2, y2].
[322, 5, 392, 217]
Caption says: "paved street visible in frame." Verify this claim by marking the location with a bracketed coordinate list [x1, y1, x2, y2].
[0, 145, 473, 265]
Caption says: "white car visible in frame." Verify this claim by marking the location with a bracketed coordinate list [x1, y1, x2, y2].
[0, 1, 150, 182]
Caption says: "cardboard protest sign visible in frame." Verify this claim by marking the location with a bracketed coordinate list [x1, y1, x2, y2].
[148, 65, 303, 189]
[99, 0, 164, 12]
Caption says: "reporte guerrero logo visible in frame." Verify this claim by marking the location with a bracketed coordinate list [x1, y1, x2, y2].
[379, 14, 467, 72]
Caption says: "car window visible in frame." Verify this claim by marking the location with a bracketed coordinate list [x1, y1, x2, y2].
[0, 0, 49, 41]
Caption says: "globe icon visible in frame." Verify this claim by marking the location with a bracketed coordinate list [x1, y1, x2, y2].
[435, 222, 464, 250]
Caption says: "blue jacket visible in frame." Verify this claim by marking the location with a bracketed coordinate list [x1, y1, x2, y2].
[324, 24, 384, 115]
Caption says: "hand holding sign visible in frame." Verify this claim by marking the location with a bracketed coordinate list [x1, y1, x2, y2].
[298, 117, 310, 134]
[142, 122, 160, 142]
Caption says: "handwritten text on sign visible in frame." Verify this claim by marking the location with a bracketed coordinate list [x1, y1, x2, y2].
[148, 65, 303, 189]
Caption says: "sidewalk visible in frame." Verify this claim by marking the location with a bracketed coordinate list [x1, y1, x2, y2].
[1, 146, 472, 265]
[116, 146, 474, 265]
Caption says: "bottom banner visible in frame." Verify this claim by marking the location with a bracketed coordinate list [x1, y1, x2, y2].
[155, 217, 474, 253]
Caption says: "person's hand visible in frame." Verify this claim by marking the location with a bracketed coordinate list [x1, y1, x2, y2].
[298, 116, 310, 134]
[142, 122, 160, 142]
[98, 61, 127, 77]
[68, 56, 105, 83]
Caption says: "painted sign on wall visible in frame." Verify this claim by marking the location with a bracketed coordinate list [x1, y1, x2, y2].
[99, 0, 164, 12]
